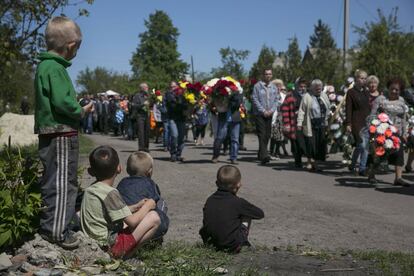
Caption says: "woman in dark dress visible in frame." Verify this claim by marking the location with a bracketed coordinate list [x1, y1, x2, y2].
[368, 78, 409, 186]
[297, 79, 330, 171]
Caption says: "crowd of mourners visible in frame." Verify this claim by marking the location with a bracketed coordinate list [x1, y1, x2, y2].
[78, 69, 414, 186]
[34, 16, 414, 260]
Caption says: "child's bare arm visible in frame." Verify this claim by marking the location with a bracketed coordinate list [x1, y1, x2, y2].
[128, 198, 148, 213]
[124, 199, 156, 228]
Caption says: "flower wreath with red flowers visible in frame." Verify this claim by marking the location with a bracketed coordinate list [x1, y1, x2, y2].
[178, 81, 203, 105]
[202, 76, 243, 99]
[369, 113, 400, 158]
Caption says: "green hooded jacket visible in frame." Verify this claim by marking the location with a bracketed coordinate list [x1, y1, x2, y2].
[34, 52, 82, 134]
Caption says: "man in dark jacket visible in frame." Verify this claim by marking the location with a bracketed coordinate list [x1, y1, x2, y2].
[131, 83, 151, 152]
[345, 69, 370, 175]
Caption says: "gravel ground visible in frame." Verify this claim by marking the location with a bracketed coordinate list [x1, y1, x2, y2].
[80, 133, 414, 253]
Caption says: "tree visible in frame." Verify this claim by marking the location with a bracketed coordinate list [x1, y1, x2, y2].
[352, 8, 414, 85]
[284, 36, 302, 82]
[76, 67, 136, 95]
[0, 0, 93, 113]
[130, 10, 188, 89]
[249, 45, 276, 81]
[302, 19, 341, 85]
[211, 47, 249, 80]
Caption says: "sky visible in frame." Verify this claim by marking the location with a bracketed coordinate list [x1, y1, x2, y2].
[59, 0, 414, 86]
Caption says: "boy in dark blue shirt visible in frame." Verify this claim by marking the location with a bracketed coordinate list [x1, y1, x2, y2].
[117, 152, 169, 240]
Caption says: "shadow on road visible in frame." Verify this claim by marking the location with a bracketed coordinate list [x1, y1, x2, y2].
[181, 159, 215, 164]
[237, 156, 258, 162]
[272, 163, 304, 171]
[153, 156, 172, 162]
[375, 186, 414, 196]
[335, 177, 377, 188]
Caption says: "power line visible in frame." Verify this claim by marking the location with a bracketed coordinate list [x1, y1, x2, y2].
[354, 0, 377, 20]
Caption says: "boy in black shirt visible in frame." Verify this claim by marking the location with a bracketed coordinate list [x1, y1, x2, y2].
[199, 165, 264, 252]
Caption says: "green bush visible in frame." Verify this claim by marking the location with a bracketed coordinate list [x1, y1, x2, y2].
[0, 144, 42, 249]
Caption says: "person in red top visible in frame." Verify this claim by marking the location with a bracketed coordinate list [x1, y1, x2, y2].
[281, 80, 307, 168]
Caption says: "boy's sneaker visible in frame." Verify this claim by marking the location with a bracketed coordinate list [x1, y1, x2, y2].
[40, 231, 80, 250]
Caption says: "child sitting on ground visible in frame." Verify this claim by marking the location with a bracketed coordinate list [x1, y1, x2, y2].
[199, 165, 264, 253]
[117, 151, 169, 241]
[80, 146, 160, 258]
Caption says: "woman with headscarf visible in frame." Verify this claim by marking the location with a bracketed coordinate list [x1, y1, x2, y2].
[297, 79, 330, 171]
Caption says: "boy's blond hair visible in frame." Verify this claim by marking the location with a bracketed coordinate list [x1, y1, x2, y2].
[216, 165, 241, 190]
[45, 16, 82, 52]
[127, 151, 153, 176]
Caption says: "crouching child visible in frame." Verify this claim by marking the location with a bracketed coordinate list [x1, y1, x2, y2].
[117, 151, 169, 242]
[80, 146, 160, 258]
[199, 165, 264, 253]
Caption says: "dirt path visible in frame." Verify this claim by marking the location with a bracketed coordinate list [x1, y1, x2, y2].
[80, 134, 414, 253]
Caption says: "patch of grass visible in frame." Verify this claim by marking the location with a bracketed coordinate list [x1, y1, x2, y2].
[352, 250, 414, 276]
[284, 244, 334, 261]
[234, 266, 262, 276]
[135, 241, 231, 275]
[79, 134, 95, 156]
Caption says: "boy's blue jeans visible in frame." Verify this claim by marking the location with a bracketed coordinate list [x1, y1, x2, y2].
[213, 118, 240, 160]
[352, 128, 369, 172]
[38, 135, 79, 242]
[163, 120, 170, 149]
[169, 119, 185, 159]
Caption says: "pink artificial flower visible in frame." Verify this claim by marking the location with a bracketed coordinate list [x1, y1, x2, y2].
[378, 113, 389, 123]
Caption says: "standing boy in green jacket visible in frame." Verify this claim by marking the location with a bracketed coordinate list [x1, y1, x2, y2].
[34, 16, 93, 249]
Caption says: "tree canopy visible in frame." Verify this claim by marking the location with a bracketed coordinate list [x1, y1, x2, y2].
[352, 8, 414, 85]
[249, 45, 276, 81]
[76, 67, 136, 95]
[0, 0, 93, 113]
[130, 10, 188, 89]
[211, 47, 249, 80]
[302, 19, 341, 85]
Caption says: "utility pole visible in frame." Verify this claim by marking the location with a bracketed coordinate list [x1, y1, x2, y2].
[343, 0, 349, 73]
[191, 55, 195, 83]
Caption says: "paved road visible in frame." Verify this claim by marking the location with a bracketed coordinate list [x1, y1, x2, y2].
[80, 133, 414, 252]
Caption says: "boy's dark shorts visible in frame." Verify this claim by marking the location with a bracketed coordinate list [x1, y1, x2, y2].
[153, 209, 169, 240]
[234, 224, 250, 253]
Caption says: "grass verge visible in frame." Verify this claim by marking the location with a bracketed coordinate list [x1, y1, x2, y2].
[79, 134, 95, 156]
[352, 250, 414, 276]
[134, 241, 231, 275]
